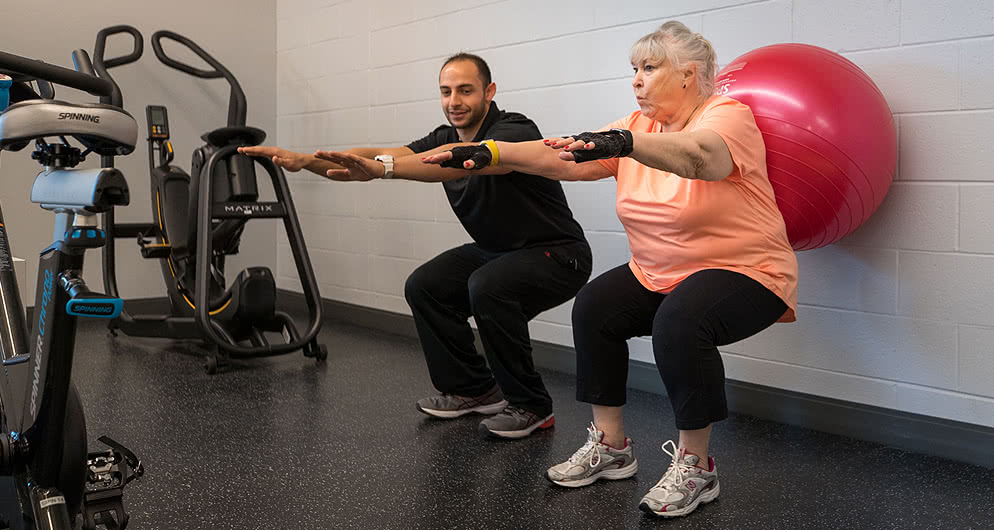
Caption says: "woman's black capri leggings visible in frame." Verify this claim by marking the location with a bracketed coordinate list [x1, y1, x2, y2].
[572, 264, 788, 430]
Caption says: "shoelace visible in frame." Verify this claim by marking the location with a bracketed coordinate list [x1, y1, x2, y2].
[650, 440, 696, 493]
[502, 406, 531, 418]
[567, 422, 603, 468]
[437, 393, 475, 408]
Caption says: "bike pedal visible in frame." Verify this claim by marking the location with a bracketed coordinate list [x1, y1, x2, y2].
[81, 437, 142, 530]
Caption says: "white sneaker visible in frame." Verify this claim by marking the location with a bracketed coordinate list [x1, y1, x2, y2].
[545, 422, 638, 487]
[638, 440, 719, 517]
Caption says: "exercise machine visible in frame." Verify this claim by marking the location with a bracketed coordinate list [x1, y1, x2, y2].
[0, 47, 143, 530]
[96, 27, 327, 373]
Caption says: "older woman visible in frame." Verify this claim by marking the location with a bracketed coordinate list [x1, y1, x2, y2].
[320, 21, 798, 518]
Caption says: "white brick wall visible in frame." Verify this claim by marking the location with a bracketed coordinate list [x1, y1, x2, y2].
[277, 0, 994, 428]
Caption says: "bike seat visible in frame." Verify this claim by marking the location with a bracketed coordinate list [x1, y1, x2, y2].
[0, 99, 137, 155]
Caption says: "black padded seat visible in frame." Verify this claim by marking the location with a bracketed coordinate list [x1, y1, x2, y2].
[0, 99, 137, 155]
[203, 126, 266, 147]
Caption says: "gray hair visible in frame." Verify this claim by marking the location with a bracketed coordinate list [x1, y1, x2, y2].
[630, 21, 718, 101]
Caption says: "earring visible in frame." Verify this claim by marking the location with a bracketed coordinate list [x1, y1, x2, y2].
[682, 84, 686, 89]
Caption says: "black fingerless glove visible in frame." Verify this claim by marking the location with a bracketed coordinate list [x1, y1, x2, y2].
[440, 144, 492, 170]
[568, 129, 634, 163]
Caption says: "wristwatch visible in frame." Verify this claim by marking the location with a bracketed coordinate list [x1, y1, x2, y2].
[374, 154, 394, 179]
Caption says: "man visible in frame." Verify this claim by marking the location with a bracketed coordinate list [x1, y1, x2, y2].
[240, 53, 591, 439]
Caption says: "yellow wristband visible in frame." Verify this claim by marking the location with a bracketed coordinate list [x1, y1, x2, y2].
[479, 139, 500, 166]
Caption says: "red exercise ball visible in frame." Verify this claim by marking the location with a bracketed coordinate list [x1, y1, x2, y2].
[715, 43, 897, 250]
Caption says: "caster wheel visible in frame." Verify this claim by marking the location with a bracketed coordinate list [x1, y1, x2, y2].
[205, 356, 218, 374]
[316, 344, 328, 362]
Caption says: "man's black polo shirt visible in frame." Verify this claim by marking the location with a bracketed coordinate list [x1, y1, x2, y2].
[407, 101, 587, 252]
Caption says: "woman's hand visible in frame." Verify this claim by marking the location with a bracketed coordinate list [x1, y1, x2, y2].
[543, 136, 594, 162]
[543, 129, 634, 163]
[314, 150, 383, 181]
[420, 144, 494, 170]
[238, 146, 311, 172]
[420, 151, 452, 165]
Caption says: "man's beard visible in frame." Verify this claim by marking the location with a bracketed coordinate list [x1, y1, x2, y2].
[446, 102, 487, 131]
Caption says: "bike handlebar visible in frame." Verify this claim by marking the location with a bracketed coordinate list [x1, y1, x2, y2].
[0, 49, 113, 97]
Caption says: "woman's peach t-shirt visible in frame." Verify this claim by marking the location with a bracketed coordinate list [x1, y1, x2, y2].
[596, 95, 798, 321]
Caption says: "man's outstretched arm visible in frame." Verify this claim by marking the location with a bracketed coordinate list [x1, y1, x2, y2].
[238, 145, 416, 179]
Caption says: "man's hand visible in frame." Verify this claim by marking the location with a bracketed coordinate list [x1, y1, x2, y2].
[238, 146, 311, 172]
[544, 129, 634, 163]
[314, 151, 384, 181]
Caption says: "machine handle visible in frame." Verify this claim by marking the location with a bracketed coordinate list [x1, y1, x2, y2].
[92, 25, 144, 109]
[0, 50, 114, 96]
[94, 25, 144, 69]
[150, 30, 247, 127]
[71, 49, 97, 78]
[150, 30, 224, 79]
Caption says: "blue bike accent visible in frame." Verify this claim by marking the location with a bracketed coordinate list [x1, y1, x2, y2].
[66, 297, 124, 319]
[1, 354, 30, 367]
[0, 74, 10, 111]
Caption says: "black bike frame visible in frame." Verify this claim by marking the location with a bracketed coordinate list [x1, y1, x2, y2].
[0, 204, 28, 431]
[21, 236, 83, 488]
[0, 207, 29, 363]
[0, 202, 81, 530]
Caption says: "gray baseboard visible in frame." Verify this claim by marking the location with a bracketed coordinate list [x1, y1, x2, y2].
[277, 290, 994, 469]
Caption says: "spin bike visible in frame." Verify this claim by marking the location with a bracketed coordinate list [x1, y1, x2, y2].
[96, 27, 327, 373]
[0, 48, 142, 529]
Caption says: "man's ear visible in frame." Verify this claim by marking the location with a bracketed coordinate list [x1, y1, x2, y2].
[485, 82, 496, 103]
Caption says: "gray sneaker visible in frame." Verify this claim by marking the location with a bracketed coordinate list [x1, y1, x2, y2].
[478, 406, 554, 439]
[639, 440, 720, 518]
[546, 422, 638, 487]
[416, 385, 507, 419]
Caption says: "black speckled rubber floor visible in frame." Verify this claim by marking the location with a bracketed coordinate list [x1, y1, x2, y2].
[3, 318, 992, 529]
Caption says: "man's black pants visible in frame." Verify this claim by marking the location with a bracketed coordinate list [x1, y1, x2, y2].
[405, 241, 591, 417]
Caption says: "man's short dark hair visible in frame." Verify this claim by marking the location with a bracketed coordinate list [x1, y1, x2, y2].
[441, 53, 492, 88]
